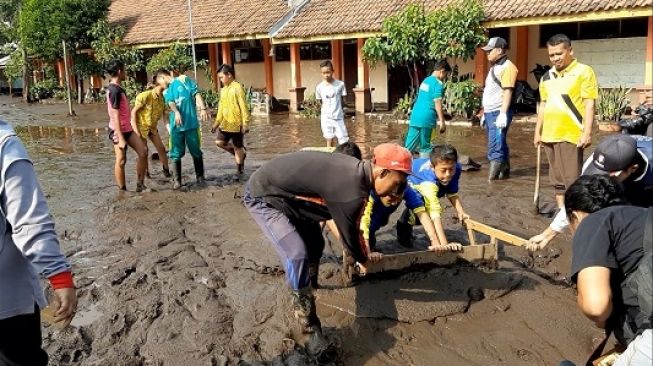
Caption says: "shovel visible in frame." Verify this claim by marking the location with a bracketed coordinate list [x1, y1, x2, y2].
[533, 144, 541, 214]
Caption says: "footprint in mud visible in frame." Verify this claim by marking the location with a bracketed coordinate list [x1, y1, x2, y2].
[515, 348, 545, 365]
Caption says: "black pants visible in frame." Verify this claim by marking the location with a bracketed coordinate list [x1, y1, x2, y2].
[0, 305, 48, 366]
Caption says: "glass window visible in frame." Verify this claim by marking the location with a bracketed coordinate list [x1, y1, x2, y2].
[578, 20, 620, 40]
[274, 45, 291, 62]
[539, 23, 579, 47]
[488, 27, 510, 47]
[621, 17, 648, 38]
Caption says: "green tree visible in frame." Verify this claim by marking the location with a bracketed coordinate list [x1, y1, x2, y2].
[146, 42, 193, 75]
[363, 0, 485, 92]
[2, 48, 23, 96]
[89, 19, 144, 101]
[0, 0, 31, 102]
[72, 53, 102, 103]
[19, 0, 110, 60]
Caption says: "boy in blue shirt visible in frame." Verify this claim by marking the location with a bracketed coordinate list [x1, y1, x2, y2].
[360, 183, 458, 256]
[163, 71, 209, 190]
[405, 60, 451, 157]
[397, 144, 469, 247]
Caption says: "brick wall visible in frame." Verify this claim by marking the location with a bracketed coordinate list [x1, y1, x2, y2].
[573, 37, 647, 88]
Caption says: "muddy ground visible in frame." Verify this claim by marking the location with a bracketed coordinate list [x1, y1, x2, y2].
[1, 96, 608, 365]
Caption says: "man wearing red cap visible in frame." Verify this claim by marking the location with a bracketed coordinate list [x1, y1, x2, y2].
[243, 143, 411, 362]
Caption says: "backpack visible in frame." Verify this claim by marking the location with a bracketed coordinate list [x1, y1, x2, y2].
[618, 206, 653, 343]
[490, 67, 525, 107]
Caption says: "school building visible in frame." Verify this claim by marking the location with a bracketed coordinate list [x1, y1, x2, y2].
[101, 0, 653, 113]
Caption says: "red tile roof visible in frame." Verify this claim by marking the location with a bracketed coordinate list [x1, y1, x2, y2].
[108, 0, 652, 45]
[274, 0, 653, 39]
[108, 0, 289, 46]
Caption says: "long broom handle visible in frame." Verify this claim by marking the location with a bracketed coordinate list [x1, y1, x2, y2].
[534, 144, 541, 206]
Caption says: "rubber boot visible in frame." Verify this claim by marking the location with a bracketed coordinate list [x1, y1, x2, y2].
[498, 158, 510, 180]
[291, 288, 337, 363]
[308, 262, 320, 289]
[172, 160, 182, 190]
[396, 221, 414, 248]
[162, 166, 171, 178]
[193, 157, 206, 187]
[291, 287, 322, 334]
[488, 160, 502, 181]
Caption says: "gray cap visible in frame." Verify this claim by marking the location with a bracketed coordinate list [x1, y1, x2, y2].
[583, 135, 642, 176]
[481, 37, 508, 51]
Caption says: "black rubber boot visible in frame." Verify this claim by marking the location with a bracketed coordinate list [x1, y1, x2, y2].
[396, 221, 414, 248]
[291, 287, 321, 334]
[309, 262, 320, 289]
[488, 160, 502, 181]
[193, 157, 206, 186]
[172, 160, 182, 190]
[162, 166, 171, 178]
[498, 159, 510, 180]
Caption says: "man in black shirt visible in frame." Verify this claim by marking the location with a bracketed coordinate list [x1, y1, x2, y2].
[243, 143, 412, 360]
[566, 175, 652, 364]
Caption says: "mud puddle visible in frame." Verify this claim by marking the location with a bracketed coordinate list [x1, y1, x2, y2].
[1, 96, 607, 365]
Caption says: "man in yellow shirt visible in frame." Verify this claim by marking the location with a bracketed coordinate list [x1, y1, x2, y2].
[211, 64, 250, 177]
[534, 33, 598, 208]
[130, 70, 171, 178]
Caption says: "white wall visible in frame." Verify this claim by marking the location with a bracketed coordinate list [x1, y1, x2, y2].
[273, 61, 291, 100]
[573, 37, 646, 88]
[369, 62, 388, 104]
[234, 63, 267, 91]
[527, 26, 647, 89]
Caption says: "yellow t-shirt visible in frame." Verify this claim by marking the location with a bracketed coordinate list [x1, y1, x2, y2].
[539, 59, 598, 144]
[134, 90, 165, 134]
[214, 81, 250, 133]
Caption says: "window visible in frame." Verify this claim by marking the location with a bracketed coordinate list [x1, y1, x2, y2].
[194, 44, 209, 61]
[539, 23, 579, 47]
[233, 40, 264, 63]
[578, 20, 619, 40]
[539, 17, 648, 47]
[488, 27, 510, 47]
[274, 45, 290, 62]
[273, 42, 332, 62]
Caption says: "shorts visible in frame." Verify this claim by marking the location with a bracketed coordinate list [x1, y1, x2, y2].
[138, 125, 158, 140]
[216, 130, 244, 148]
[108, 129, 133, 145]
[543, 142, 583, 194]
[321, 118, 349, 144]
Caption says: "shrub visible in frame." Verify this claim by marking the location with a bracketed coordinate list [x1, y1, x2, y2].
[393, 93, 413, 119]
[444, 79, 481, 119]
[300, 93, 320, 118]
[199, 89, 219, 110]
[597, 86, 632, 122]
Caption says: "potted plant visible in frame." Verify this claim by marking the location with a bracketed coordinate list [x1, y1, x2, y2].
[597, 86, 632, 132]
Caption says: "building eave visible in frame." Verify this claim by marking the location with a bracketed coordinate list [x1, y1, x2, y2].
[484, 7, 653, 28]
[131, 34, 272, 49]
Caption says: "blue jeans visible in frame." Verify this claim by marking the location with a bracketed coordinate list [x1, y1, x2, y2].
[485, 110, 513, 162]
[242, 187, 324, 290]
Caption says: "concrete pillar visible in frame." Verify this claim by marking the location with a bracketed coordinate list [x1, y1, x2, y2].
[515, 26, 529, 81]
[262, 39, 275, 96]
[56, 60, 66, 87]
[353, 38, 371, 113]
[289, 42, 305, 113]
[331, 39, 343, 80]
[474, 47, 488, 86]
[208, 43, 219, 90]
[640, 16, 653, 105]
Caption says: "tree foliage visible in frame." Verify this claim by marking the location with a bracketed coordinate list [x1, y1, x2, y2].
[20, 0, 110, 59]
[363, 0, 486, 67]
[2, 48, 23, 95]
[0, 0, 21, 45]
[89, 19, 143, 74]
[146, 42, 194, 75]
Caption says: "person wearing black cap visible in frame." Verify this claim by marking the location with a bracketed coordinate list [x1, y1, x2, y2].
[480, 37, 519, 180]
[528, 134, 653, 250]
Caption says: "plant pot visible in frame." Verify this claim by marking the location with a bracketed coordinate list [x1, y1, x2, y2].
[598, 122, 622, 132]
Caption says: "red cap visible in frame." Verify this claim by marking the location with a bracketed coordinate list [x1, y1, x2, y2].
[373, 143, 412, 174]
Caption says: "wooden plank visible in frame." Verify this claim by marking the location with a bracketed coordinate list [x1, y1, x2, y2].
[464, 219, 528, 247]
[360, 243, 498, 274]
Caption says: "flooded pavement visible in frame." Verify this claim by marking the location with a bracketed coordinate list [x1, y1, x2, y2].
[1, 96, 607, 365]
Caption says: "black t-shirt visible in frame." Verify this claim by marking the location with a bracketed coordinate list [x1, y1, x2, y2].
[248, 151, 373, 262]
[571, 206, 648, 343]
[107, 83, 125, 110]
[572, 206, 646, 282]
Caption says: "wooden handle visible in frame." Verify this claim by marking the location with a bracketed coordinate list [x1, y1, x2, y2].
[464, 219, 529, 247]
[534, 144, 541, 207]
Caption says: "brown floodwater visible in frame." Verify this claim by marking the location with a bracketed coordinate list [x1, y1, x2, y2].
[0, 96, 611, 366]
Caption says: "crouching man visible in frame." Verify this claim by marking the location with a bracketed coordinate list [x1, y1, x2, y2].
[243, 143, 412, 362]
